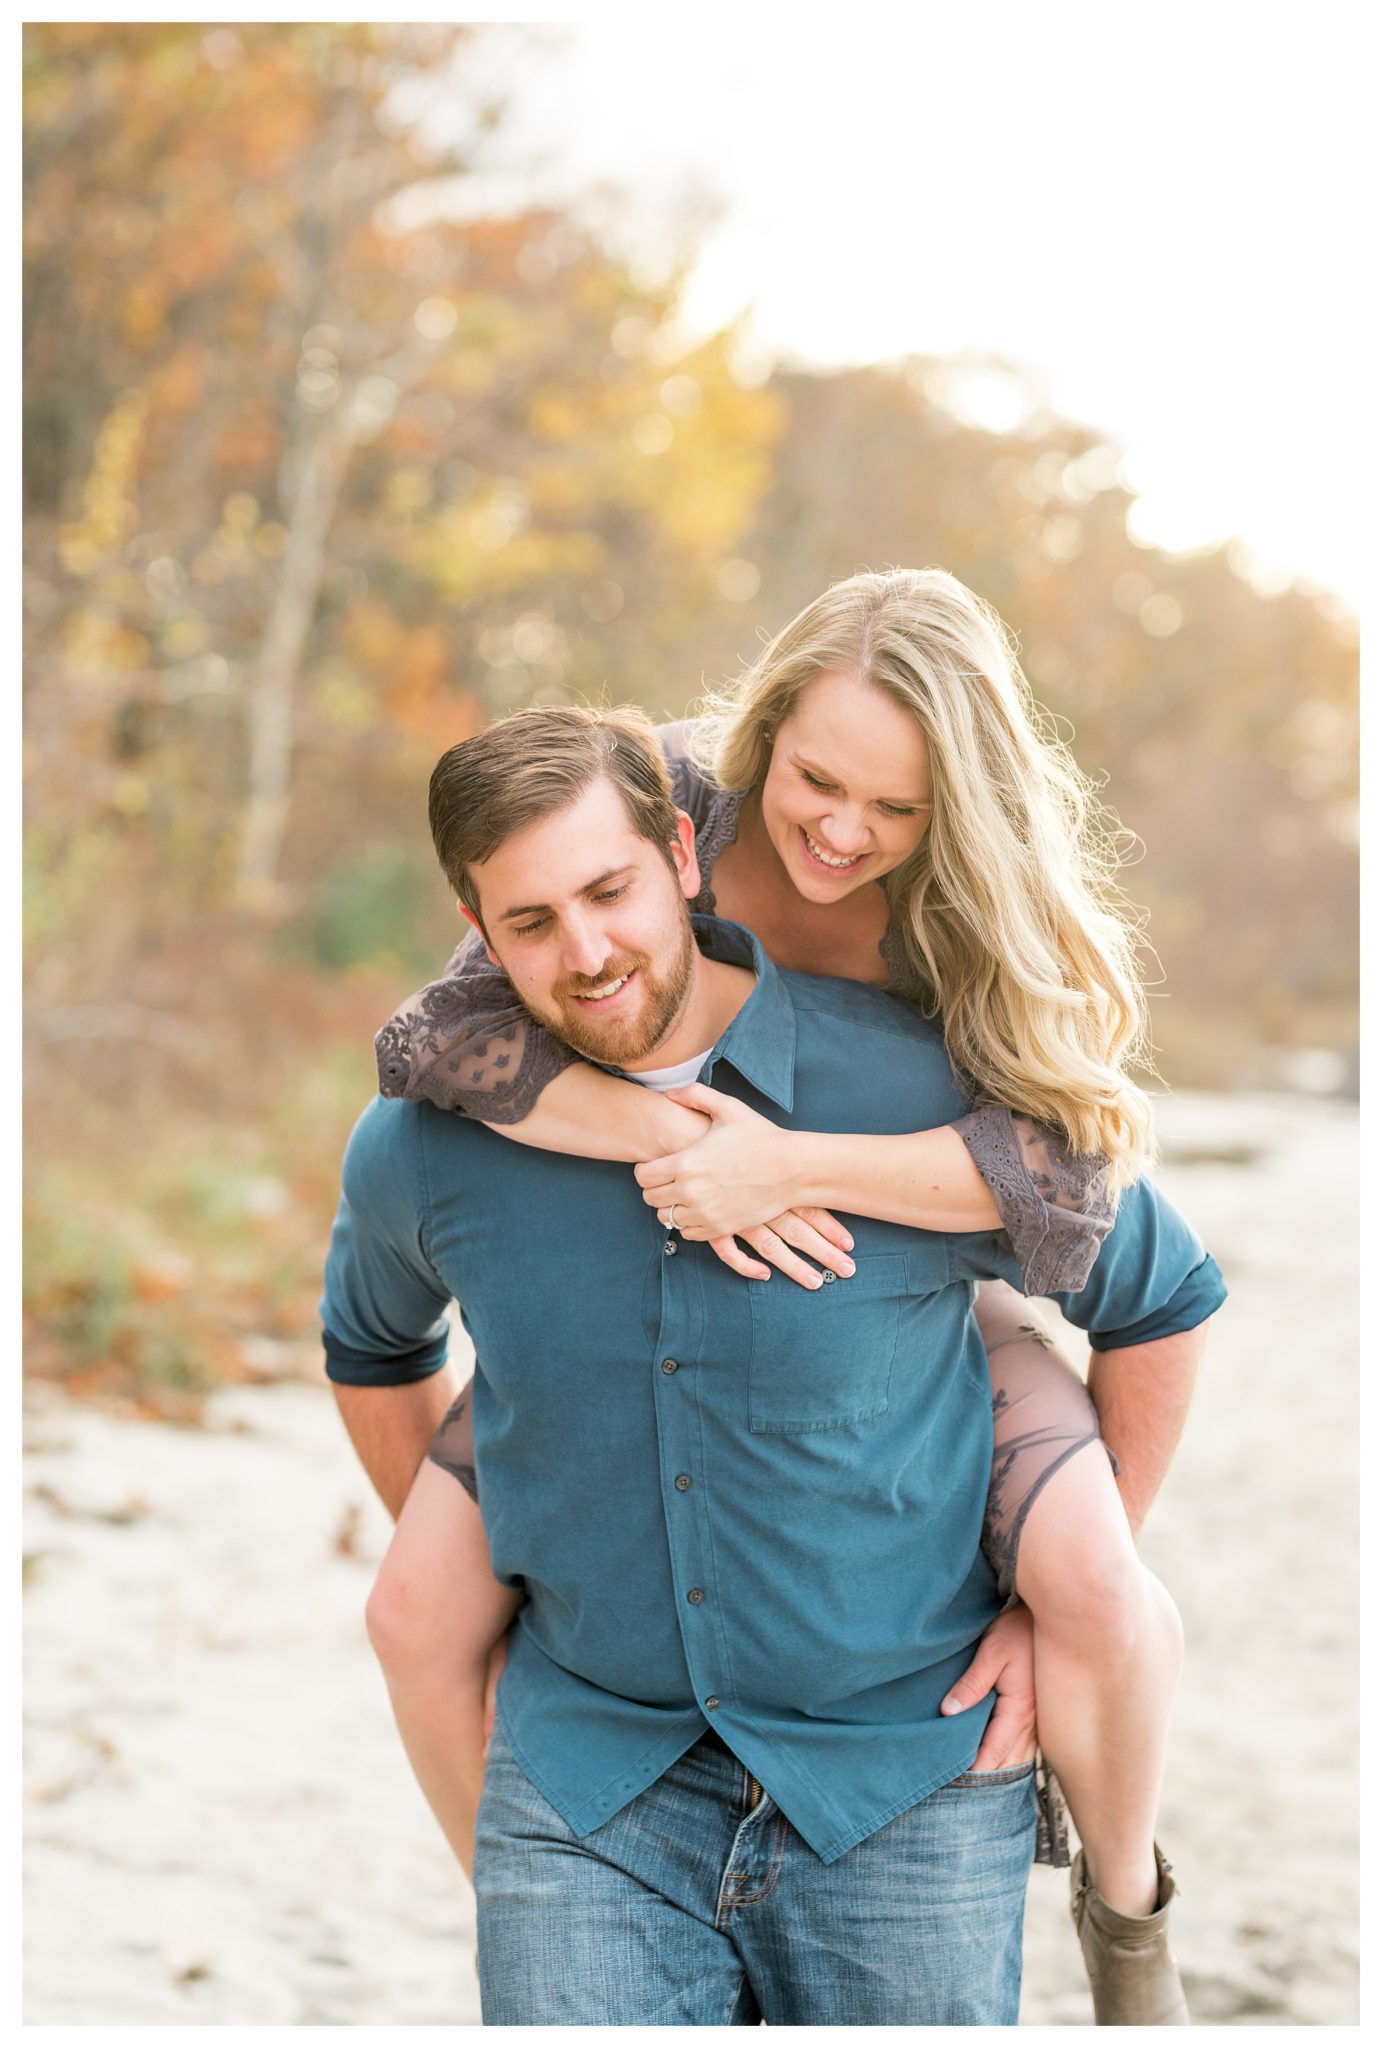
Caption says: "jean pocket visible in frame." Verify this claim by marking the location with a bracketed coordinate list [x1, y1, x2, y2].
[747, 1253, 907, 1432]
[946, 1760, 1037, 1788]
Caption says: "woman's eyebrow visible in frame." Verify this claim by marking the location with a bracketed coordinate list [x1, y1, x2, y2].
[792, 752, 932, 808]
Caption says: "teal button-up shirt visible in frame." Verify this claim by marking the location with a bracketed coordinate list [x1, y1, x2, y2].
[323, 920, 1224, 1862]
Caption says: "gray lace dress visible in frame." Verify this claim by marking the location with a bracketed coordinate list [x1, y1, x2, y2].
[382, 727, 1119, 1864]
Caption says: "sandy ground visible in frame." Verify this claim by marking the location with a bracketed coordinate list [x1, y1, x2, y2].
[23, 1090, 1358, 2025]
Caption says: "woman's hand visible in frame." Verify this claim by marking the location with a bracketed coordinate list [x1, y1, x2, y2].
[634, 1082, 855, 1290]
[634, 1083, 803, 1231]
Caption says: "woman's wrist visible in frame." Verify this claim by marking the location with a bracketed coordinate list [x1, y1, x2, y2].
[636, 1094, 713, 1162]
[781, 1128, 833, 1211]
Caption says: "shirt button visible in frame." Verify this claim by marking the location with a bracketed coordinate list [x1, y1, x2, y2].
[704, 1695, 720, 1711]
[821, 1269, 837, 1283]
[663, 1238, 678, 1256]
[674, 1473, 692, 1491]
[686, 1587, 704, 1604]
[661, 1358, 679, 1374]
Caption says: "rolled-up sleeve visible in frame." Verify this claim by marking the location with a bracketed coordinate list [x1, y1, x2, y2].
[1046, 1177, 1225, 1347]
[954, 1174, 1226, 1346]
[320, 1097, 453, 1387]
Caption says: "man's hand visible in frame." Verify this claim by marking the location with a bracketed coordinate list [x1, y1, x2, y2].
[939, 1600, 1038, 1770]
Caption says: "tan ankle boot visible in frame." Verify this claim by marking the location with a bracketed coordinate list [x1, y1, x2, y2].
[1069, 1843, 1191, 2025]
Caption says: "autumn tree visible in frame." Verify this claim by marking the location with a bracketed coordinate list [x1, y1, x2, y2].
[24, 22, 782, 1006]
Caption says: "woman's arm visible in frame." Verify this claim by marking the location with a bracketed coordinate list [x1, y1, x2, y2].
[376, 947, 852, 1289]
[634, 1086, 1117, 1292]
[634, 1084, 1002, 1235]
[506, 1065, 856, 1288]
[785, 1122, 1002, 1231]
[495, 1057, 714, 1163]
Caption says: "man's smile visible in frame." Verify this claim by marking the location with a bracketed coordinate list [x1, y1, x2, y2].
[568, 969, 638, 1008]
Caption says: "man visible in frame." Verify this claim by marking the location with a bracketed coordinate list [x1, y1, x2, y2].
[322, 706, 1223, 2025]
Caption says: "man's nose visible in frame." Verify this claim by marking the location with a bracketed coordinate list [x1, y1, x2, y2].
[559, 913, 612, 980]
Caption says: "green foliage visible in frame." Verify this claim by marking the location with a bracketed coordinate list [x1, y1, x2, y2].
[289, 845, 442, 975]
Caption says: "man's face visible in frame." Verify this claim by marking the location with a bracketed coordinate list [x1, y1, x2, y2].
[466, 776, 702, 1067]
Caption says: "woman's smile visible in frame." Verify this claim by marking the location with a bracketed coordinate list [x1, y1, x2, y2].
[798, 825, 870, 876]
[759, 669, 934, 903]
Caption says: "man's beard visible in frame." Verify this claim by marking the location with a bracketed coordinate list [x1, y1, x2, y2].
[522, 912, 697, 1067]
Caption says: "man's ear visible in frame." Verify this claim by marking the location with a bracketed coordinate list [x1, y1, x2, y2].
[458, 900, 501, 967]
[670, 809, 702, 903]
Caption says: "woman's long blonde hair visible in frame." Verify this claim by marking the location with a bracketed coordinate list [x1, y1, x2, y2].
[691, 567, 1156, 1187]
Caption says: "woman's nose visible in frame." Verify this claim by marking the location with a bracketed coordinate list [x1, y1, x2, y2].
[818, 809, 868, 854]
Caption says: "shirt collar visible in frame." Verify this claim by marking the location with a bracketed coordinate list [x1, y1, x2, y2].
[690, 915, 797, 1113]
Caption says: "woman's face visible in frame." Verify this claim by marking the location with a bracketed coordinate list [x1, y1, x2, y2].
[758, 670, 934, 903]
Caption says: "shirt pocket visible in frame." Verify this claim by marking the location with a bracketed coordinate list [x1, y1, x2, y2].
[747, 1251, 928, 1434]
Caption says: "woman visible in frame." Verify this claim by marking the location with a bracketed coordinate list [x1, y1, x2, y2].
[367, 568, 1191, 2025]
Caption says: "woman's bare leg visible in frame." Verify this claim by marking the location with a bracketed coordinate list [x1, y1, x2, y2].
[1014, 1442, 1183, 1914]
[972, 1279, 1183, 1917]
[366, 1455, 520, 1879]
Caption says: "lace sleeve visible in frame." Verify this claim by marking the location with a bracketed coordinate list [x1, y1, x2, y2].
[953, 1105, 1115, 1296]
[374, 929, 578, 1123]
[660, 722, 717, 828]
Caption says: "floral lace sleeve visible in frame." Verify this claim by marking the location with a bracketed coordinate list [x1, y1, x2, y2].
[952, 1106, 1116, 1295]
[374, 927, 578, 1123]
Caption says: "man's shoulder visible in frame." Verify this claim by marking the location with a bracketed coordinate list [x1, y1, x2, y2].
[341, 1093, 483, 1203]
[780, 964, 943, 1049]
[776, 965, 973, 1124]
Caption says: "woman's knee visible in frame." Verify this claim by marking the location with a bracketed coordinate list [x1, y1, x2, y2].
[365, 1559, 440, 1674]
[1027, 1546, 1144, 1651]
[1023, 1534, 1184, 1668]
[364, 1562, 408, 1669]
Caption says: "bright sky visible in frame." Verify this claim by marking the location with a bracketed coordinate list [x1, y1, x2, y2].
[467, 8, 1368, 611]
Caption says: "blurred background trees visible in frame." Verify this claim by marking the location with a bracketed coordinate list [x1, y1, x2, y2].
[23, 23, 1357, 1410]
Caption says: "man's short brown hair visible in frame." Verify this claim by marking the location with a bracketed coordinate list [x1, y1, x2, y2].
[429, 703, 681, 916]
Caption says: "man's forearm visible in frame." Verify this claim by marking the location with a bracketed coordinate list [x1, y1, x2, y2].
[1087, 1323, 1208, 1537]
[332, 1368, 461, 1521]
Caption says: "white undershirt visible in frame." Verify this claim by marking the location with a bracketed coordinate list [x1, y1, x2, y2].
[619, 1047, 714, 1093]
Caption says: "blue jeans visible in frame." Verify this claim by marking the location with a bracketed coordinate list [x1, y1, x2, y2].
[474, 1724, 1035, 2025]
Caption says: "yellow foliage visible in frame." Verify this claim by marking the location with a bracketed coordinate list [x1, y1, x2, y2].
[221, 492, 260, 532]
[528, 388, 583, 442]
[385, 469, 432, 518]
[161, 616, 209, 658]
